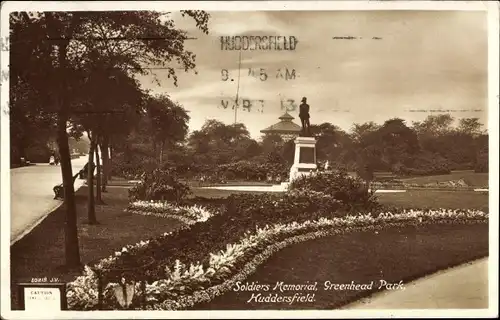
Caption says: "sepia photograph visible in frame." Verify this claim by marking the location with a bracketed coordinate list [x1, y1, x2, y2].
[1, 1, 498, 319]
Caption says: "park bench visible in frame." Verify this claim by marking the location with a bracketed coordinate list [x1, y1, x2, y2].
[53, 184, 64, 199]
[53, 162, 95, 199]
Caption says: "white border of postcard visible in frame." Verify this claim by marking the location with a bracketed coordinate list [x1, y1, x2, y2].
[1, 1, 499, 319]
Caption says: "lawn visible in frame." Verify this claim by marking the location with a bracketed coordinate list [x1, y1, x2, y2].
[376, 190, 489, 211]
[196, 222, 488, 310]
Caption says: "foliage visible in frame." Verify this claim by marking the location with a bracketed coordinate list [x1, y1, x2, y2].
[187, 120, 256, 166]
[288, 170, 379, 211]
[24, 143, 53, 163]
[144, 94, 190, 162]
[91, 190, 352, 286]
[67, 206, 488, 310]
[474, 133, 488, 173]
[114, 113, 488, 183]
[111, 153, 159, 180]
[392, 152, 451, 176]
[475, 151, 488, 173]
[9, 10, 210, 163]
[355, 160, 375, 183]
[214, 160, 288, 182]
[129, 169, 191, 202]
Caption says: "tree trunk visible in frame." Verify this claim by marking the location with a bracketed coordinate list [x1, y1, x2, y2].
[101, 136, 110, 192]
[57, 114, 81, 267]
[87, 139, 97, 224]
[108, 144, 113, 181]
[95, 144, 104, 204]
[159, 141, 164, 166]
[46, 11, 82, 268]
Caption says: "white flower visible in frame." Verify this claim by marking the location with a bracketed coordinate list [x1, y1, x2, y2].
[68, 205, 487, 311]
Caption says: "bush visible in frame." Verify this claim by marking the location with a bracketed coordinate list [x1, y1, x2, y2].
[288, 170, 379, 211]
[25, 144, 52, 163]
[111, 153, 159, 179]
[197, 160, 289, 182]
[474, 151, 488, 173]
[398, 166, 450, 176]
[393, 153, 451, 176]
[129, 168, 191, 202]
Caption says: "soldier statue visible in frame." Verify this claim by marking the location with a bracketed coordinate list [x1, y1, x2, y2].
[299, 97, 311, 136]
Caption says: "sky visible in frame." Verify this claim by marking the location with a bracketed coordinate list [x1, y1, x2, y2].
[137, 10, 488, 140]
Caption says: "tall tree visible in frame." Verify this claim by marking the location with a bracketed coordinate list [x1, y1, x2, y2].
[260, 133, 284, 155]
[412, 114, 454, 136]
[351, 121, 380, 143]
[458, 117, 483, 137]
[10, 10, 210, 267]
[145, 95, 190, 165]
[377, 118, 420, 168]
[187, 120, 252, 164]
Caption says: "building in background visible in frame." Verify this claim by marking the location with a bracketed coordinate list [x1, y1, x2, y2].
[260, 112, 302, 140]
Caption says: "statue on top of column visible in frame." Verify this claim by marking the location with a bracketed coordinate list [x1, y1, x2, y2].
[299, 97, 311, 136]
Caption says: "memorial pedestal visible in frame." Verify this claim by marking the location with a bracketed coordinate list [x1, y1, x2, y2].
[289, 136, 317, 182]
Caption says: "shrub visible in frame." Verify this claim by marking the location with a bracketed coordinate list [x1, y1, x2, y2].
[474, 151, 488, 173]
[356, 162, 375, 182]
[129, 169, 191, 202]
[288, 170, 379, 211]
[111, 153, 159, 180]
[399, 166, 450, 176]
[393, 153, 451, 176]
[221, 170, 236, 181]
[214, 160, 289, 182]
[25, 144, 52, 163]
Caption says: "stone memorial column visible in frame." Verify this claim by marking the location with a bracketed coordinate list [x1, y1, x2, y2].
[289, 136, 318, 182]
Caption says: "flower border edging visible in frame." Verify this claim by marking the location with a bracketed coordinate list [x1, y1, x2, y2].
[145, 218, 487, 310]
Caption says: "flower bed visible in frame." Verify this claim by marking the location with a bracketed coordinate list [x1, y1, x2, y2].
[127, 201, 216, 225]
[66, 207, 488, 310]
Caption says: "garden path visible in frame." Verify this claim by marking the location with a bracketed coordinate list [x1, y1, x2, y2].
[344, 257, 489, 309]
[10, 156, 87, 245]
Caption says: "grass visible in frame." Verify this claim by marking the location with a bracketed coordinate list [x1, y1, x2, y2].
[399, 170, 488, 187]
[10, 184, 184, 310]
[196, 222, 488, 310]
[376, 190, 489, 211]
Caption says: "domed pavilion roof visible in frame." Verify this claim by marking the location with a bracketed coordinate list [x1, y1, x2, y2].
[260, 112, 301, 135]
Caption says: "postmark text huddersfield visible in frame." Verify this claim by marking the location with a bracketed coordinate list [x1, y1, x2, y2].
[220, 36, 298, 51]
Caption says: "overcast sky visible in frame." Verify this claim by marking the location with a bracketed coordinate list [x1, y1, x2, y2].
[137, 10, 488, 139]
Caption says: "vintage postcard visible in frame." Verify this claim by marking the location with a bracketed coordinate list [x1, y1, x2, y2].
[1, 1, 498, 319]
